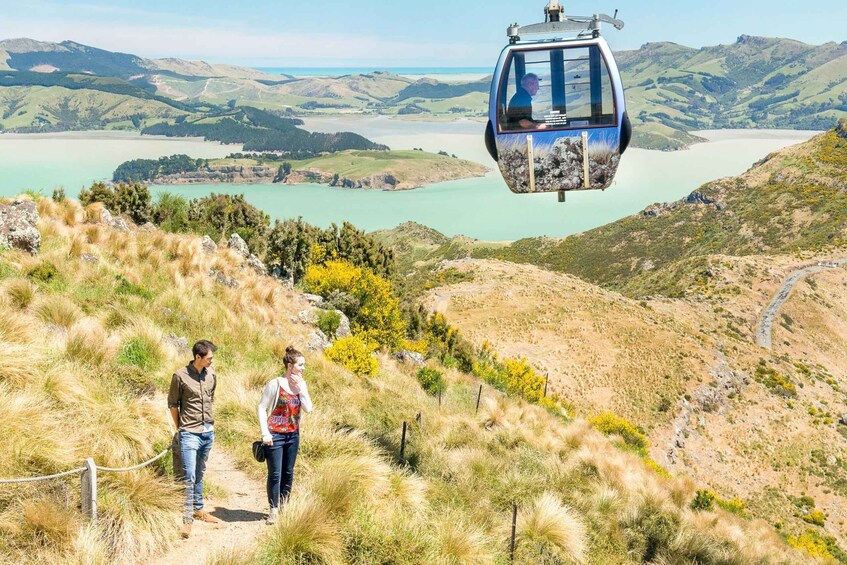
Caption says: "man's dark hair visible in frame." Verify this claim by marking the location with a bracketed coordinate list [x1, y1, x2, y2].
[192, 339, 218, 359]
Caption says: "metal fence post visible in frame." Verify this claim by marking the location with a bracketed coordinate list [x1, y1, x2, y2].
[543, 372, 549, 398]
[81, 457, 97, 521]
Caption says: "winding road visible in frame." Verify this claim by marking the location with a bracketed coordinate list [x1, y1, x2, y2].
[756, 259, 847, 349]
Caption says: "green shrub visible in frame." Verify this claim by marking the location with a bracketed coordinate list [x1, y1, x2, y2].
[589, 411, 649, 452]
[79, 181, 115, 209]
[26, 261, 61, 284]
[416, 367, 445, 396]
[117, 336, 164, 372]
[188, 193, 270, 256]
[52, 188, 66, 202]
[316, 309, 342, 338]
[113, 182, 152, 224]
[115, 276, 154, 300]
[324, 336, 378, 377]
[690, 489, 715, 511]
[754, 361, 797, 397]
[152, 192, 190, 233]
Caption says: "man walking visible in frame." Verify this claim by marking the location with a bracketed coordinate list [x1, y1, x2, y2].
[168, 339, 223, 539]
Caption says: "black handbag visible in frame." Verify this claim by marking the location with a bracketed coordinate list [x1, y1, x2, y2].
[252, 440, 266, 462]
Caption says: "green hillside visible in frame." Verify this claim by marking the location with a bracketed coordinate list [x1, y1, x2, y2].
[618, 36, 847, 149]
[476, 118, 847, 296]
[0, 85, 190, 131]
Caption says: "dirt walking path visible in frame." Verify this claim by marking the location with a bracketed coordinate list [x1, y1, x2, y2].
[149, 447, 268, 565]
[756, 259, 847, 349]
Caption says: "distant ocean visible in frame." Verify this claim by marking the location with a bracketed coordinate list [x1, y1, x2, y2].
[254, 67, 490, 77]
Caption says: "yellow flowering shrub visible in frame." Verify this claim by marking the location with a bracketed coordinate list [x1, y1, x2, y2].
[304, 260, 406, 349]
[324, 336, 379, 377]
[589, 411, 649, 451]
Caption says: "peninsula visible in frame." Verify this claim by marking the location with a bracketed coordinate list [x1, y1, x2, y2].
[112, 150, 489, 190]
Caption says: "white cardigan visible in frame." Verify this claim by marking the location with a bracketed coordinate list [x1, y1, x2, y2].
[257, 376, 313, 443]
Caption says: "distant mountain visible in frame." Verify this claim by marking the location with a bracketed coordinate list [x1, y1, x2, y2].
[3, 36, 847, 149]
[619, 35, 847, 148]
[0, 38, 276, 80]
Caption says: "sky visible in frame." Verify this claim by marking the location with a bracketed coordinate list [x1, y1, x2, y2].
[1, 0, 845, 68]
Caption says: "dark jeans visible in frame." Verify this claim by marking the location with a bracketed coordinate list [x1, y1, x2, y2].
[265, 431, 299, 508]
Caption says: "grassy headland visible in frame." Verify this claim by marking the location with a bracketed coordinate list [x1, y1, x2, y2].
[0, 194, 825, 564]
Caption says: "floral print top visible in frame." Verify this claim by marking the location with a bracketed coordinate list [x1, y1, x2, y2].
[267, 388, 301, 433]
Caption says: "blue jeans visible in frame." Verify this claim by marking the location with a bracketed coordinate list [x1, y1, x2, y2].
[266, 431, 299, 508]
[179, 430, 214, 523]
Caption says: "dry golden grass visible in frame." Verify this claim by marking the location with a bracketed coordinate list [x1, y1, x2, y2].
[4, 278, 36, 309]
[433, 514, 495, 565]
[65, 318, 115, 367]
[36, 295, 84, 328]
[264, 494, 343, 564]
[22, 498, 80, 547]
[96, 470, 180, 561]
[0, 341, 43, 388]
[516, 492, 587, 563]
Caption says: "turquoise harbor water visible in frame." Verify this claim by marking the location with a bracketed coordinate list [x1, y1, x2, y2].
[0, 124, 817, 241]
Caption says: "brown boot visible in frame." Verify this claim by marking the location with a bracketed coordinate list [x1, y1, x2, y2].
[193, 510, 222, 524]
[180, 522, 192, 539]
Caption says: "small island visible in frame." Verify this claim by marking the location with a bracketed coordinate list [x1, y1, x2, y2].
[112, 150, 489, 190]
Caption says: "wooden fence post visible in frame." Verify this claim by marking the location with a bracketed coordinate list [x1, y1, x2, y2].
[475, 384, 483, 413]
[400, 421, 407, 461]
[509, 502, 518, 562]
[543, 372, 549, 398]
[81, 457, 97, 521]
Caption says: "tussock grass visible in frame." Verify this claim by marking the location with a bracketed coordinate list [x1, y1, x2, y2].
[65, 318, 114, 367]
[22, 498, 80, 547]
[516, 492, 587, 563]
[0, 342, 43, 387]
[433, 514, 495, 565]
[97, 470, 180, 561]
[5, 278, 36, 309]
[36, 294, 83, 328]
[0, 302, 36, 343]
[262, 494, 343, 564]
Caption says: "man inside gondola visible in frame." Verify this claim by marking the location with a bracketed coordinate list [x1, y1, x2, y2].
[507, 73, 547, 130]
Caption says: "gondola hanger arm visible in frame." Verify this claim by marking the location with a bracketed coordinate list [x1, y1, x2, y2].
[507, 2, 624, 42]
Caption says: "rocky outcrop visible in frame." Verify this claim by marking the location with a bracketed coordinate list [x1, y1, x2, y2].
[157, 165, 278, 184]
[666, 351, 749, 465]
[99, 208, 130, 232]
[208, 268, 238, 288]
[200, 235, 217, 254]
[393, 350, 425, 366]
[227, 233, 250, 257]
[306, 329, 331, 351]
[0, 200, 41, 254]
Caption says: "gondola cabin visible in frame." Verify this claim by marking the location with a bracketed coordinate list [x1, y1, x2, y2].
[485, 6, 631, 201]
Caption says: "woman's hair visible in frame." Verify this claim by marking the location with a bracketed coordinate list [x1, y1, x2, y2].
[283, 345, 303, 368]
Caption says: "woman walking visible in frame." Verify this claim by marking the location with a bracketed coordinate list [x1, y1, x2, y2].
[257, 345, 313, 524]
